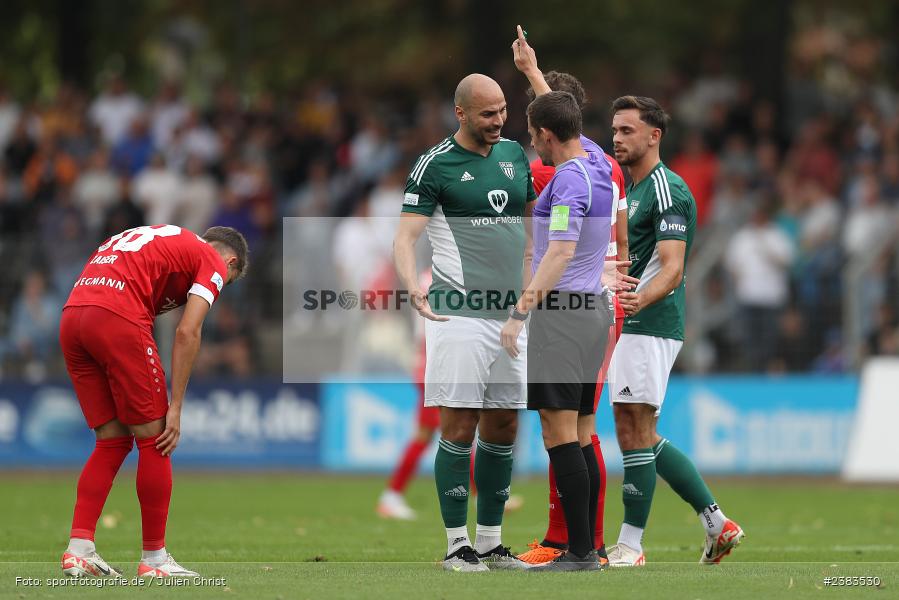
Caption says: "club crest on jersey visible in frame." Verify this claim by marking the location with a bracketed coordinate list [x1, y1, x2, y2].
[487, 189, 509, 213]
[629, 199, 640, 218]
[499, 161, 515, 180]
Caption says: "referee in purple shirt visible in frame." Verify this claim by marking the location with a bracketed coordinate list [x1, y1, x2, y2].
[500, 91, 621, 571]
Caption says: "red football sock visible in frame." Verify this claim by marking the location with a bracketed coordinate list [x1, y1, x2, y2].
[388, 438, 428, 493]
[592, 434, 607, 549]
[543, 463, 569, 546]
[136, 435, 172, 551]
[70, 436, 134, 541]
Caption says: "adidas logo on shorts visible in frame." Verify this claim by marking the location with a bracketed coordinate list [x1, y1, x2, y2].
[444, 485, 468, 497]
[496, 485, 510, 498]
[618, 386, 633, 398]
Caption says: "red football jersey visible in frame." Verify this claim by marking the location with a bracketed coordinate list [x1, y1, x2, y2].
[530, 152, 627, 259]
[65, 225, 227, 329]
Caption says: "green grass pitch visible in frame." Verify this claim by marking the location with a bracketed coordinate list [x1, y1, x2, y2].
[1, 474, 896, 598]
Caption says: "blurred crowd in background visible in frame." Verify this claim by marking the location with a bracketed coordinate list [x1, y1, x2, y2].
[0, 12, 898, 381]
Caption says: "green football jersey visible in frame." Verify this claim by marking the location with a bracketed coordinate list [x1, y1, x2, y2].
[622, 162, 696, 340]
[402, 135, 536, 319]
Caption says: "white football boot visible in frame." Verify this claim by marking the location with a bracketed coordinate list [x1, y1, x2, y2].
[138, 554, 200, 578]
[62, 551, 122, 578]
[606, 543, 646, 567]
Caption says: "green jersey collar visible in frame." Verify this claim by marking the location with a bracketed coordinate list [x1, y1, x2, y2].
[450, 133, 497, 158]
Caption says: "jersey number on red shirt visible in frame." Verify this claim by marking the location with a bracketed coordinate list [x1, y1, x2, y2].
[98, 225, 183, 253]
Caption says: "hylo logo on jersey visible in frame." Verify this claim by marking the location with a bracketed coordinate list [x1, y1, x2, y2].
[499, 161, 515, 180]
[659, 219, 687, 233]
[211, 272, 224, 292]
[403, 193, 419, 206]
[487, 189, 509, 214]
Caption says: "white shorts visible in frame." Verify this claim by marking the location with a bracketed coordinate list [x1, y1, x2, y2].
[424, 316, 527, 409]
[607, 333, 682, 416]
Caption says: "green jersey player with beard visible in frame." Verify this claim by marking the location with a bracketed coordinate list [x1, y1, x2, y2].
[393, 73, 535, 572]
[605, 95, 745, 567]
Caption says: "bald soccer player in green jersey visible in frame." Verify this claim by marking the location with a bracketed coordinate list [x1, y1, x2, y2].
[393, 73, 535, 572]
[605, 96, 745, 567]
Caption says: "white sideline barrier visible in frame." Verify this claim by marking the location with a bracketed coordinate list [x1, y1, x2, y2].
[842, 357, 899, 482]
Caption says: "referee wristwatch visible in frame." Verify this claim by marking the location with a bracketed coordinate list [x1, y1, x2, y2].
[509, 306, 529, 321]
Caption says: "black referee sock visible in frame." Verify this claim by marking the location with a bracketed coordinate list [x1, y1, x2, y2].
[582, 443, 601, 550]
[547, 441, 592, 557]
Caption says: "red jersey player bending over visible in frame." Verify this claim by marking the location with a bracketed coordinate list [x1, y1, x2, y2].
[59, 225, 248, 579]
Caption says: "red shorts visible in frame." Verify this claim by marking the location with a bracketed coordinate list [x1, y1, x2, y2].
[60, 306, 169, 428]
[413, 351, 440, 430]
[417, 401, 441, 430]
[593, 294, 625, 410]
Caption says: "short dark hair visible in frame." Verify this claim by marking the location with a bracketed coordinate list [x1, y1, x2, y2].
[611, 95, 670, 136]
[527, 91, 582, 143]
[526, 71, 587, 109]
[203, 226, 249, 280]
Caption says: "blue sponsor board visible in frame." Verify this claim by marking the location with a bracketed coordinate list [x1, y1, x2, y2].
[1, 376, 859, 473]
[321, 376, 859, 474]
[656, 376, 859, 474]
[0, 381, 320, 468]
[321, 377, 420, 471]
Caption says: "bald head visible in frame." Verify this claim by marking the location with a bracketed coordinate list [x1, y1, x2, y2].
[453, 73, 507, 151]
[454, 73, 503, 110]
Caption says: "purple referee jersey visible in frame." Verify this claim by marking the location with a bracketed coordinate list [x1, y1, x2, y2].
[532, 149, 614, 294]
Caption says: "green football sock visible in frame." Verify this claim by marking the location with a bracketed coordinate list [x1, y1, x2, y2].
[474, 439, 514, 528]
[654, 438, 715, 513]
[435, 439, 472, 529]
[621, 448, 656, 528]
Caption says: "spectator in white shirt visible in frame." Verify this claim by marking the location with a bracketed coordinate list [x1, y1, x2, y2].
[73, 149, 120, 236]
[725, 197, 795, 370]
[133, 153, 182, 225]
[150, 82, 189, 148]
[173, 156, 218, 233]
[88, 75, 144, 147]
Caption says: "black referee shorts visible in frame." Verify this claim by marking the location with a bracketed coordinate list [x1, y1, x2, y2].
[526, 291, 614, 415]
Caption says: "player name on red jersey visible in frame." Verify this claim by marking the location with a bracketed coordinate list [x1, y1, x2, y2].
[73, 276, 127, 291]
[89, 254, 119, 265]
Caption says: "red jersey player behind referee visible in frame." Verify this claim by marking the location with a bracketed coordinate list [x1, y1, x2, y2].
[511, 28, 629, 565]
[59, 224, 248, 579]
